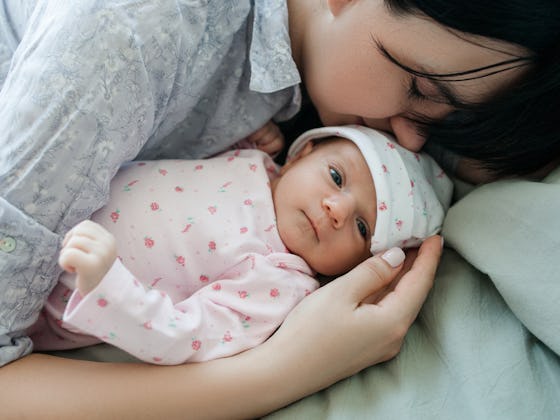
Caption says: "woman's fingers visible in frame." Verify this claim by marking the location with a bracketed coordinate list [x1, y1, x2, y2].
[378, 235, 442, 321]
[330, 247, 406, 303]
[267, 236, 443, 381]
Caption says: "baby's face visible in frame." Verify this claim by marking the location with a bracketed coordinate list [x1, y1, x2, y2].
[271, 138, 376, 276]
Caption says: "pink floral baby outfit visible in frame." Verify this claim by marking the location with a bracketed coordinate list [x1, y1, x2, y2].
[29, 149, 318, 364]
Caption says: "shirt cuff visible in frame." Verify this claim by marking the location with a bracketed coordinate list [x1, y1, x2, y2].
[0, 197, 62, 364]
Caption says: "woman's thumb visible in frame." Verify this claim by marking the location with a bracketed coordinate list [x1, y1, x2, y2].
[338, 247, 406, 302]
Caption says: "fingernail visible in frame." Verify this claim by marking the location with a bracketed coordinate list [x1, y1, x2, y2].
[381, 247, 405, 268]
[440, 236, 445, 248]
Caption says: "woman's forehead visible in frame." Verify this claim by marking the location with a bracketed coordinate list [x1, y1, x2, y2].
[380, 11, 525, 71]
[377, 12, 529, 101]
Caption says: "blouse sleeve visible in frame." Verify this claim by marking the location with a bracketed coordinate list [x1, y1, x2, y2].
[0, 0, 182, 364]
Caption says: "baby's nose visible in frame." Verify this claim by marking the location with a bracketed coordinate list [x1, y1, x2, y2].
[322, 195, 354, 228]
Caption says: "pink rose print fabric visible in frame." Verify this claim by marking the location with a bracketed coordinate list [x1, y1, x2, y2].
[30, 150, 318, 364]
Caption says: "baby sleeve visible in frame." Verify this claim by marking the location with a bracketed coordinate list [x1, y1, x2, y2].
[63, 254, 318, 364]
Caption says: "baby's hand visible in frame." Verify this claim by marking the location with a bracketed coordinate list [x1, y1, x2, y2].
[245, 121, 285, 157]
[58, 220, 117, 296]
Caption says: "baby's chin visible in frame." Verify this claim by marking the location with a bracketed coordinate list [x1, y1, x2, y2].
[307, 259, 356, 278]
[308, 252, 372, 278]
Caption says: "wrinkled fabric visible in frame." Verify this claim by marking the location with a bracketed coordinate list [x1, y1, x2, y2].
[0, 0, 301, 366]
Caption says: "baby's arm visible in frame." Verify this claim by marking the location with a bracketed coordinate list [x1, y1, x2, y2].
[244, 120, 285, 156]
[58, 220, 117, 296]
[61, 253, 316, 365]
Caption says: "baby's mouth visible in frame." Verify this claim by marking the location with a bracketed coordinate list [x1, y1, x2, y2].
[304, 212, 319, 240]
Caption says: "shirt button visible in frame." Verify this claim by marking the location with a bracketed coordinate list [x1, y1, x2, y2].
[0, 236, 16, 253]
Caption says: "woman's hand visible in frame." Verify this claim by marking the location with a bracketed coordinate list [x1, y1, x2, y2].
[265, 235, 443, 387]
[58, 220, 117, 296]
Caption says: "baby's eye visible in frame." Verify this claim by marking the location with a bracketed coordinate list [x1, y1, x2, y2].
[356, 219, 368, 239]
[329, 167, 342, 187]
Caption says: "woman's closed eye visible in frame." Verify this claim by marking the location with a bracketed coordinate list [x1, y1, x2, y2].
[407, 77, 429, 102]
[408, 76, 459, 107]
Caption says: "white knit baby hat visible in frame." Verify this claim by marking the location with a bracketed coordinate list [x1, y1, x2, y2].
[287, 125, 453, 254]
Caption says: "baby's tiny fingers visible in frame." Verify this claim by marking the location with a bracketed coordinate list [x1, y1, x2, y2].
[64, 235, 99, 254]
[72, 220, 107, 238]
[58, 247, 86, 273]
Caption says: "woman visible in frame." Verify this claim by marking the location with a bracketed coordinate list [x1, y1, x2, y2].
[1, 0, 558, 417]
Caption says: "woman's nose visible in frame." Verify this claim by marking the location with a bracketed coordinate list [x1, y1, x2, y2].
[388, 116, 427, 152]
[322, 195, 353, 228]
[363, 116, 428, 152]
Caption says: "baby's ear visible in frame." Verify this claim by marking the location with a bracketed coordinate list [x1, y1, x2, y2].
[287, 141, 314, 163]
[281, 141, 314, 174]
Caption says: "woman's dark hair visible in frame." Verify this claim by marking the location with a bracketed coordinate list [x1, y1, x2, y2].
[384, 0, 560, 177]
